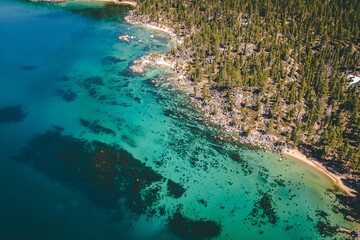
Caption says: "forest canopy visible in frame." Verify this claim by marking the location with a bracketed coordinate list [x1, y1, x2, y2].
[135, 0, 360, 173]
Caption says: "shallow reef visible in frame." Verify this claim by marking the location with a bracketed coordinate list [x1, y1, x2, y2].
[12, 130, 221, 239]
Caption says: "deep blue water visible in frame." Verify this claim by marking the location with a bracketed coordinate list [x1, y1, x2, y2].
[0, 1, 357, 239]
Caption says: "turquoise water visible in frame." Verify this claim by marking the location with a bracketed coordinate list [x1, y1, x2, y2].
[0, 1, 357, 239]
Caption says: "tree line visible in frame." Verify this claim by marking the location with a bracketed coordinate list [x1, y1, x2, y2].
[135, 0, 360, 173]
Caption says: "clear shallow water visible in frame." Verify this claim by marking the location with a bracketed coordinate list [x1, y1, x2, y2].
[0, 1, 357, 239]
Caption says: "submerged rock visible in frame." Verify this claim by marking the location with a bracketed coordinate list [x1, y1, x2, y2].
[119, 34, 136, 44]
[0, 105, 28, 124]
[230, 151, 253, 175]
[273, 178, 286, 187]
[198, 199, 208, 207]
[101, 56, 125, 66]
[81, 76, 104, 89]
[168, 212, 221, 239]
[55, 88, 77, 102]
[121, 135, 137, 148]
[259, 194, 278, 224]
[167, 179, 185, 198]
[315, 209, 338, 238]
[316, 221, 337, 237]
[119, 35, 130, 44]
[247, 192, 279, 226]
[79, 118, 116, 136]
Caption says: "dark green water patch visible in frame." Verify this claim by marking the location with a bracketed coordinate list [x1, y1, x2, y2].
[230, 151, 253, 176]
[88, 87, 98, 97]
[141, 183, 163, 216]
[121, 134, 137, 148]
[316, 221, 337, 238]
[126, 176, 161, 215]
[101, 56, 126, 66]
[58, 76, 69, 81]
[13, 131, 121, 208]
[168, 212, 221, 240]
[335, 192, 360, 223]
[55, 87, 78, 102]
[52, 125, 64, 131]
[125, 92, 141, 104]
[12, 131, 185, 217]
[198, 199, 208, 207]
[273, 176, 286, 187]
[0, 105, 28, 124]
[247, 192, 279, 226]
[79, 118, 116, 136]
[257, 166, 270, 183]
[82, 76, 104, 88]
[20, 65, 37, 71]
[314, 209, 338, 237]
[167, 179, 185, 198]
[79, 76, 109, 101]
[69, 3, 129, 21]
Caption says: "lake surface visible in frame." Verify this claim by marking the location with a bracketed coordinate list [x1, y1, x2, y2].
[0, 0, 357, 239]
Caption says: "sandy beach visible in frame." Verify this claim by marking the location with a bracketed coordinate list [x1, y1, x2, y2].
[284, 149, 356, 197]
[125, 12, 183, 45]
[84, 0, 138, 6]
[110, 0, 137, 7]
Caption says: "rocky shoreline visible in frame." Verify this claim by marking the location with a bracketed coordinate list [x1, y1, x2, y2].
[29, 0, 65, 2]
[128, 54, 174, 75]
[124, 9, 360, 203]
[125, 11, 292, 154]
[29, 0, 138, 6]
[126, 48, 360, 199]
[125, 11, 183, 46]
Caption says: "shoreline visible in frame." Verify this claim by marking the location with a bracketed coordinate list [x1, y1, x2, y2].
[283, 149, 356, 197]
[29, 0, 138, 6]
[125, 12, 285, 153]
[124, 8, 358, 199]
[125, 11, 183, 46]
[128, 54, 174, 75]
[103, 0, 137, 7]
